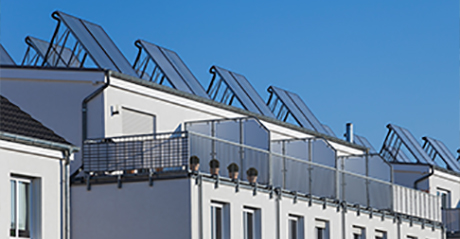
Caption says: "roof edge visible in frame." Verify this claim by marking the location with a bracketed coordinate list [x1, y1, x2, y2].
[0, 131, 80, 154]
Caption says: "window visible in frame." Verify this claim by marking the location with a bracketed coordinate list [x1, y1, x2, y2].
[375, 230, 387, 239]
[243, 207, 261, 239]
[315, 219, 329, 239]
[288, 215, 304, 239]
[352, 226, 365, 239]
[10, 177, 31, 238]
[437, 188, 451, 209]
[211, 202, 229, 239]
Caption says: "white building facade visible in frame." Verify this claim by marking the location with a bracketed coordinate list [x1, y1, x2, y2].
[1, 11, 458, 239]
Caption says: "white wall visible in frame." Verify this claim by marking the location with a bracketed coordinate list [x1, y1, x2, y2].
[71, 178, 193, 239]
[430, 170, 460, 208]
[192, 178, 442, 239]
[192, 180, 442, 239]
[0, 139, 65, 239]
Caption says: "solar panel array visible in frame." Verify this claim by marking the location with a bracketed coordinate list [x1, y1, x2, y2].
[381, 124, 433, 164]
[208, 66, 275, 117]
[133, 40, 209, 98]
[267, 86, 330, 135]
[50, 11, 138, 77]
[0, 44, 15, 65]
[423, 137, 460, 172]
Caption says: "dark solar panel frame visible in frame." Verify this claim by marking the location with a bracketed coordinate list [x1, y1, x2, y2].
[134, 40, 209, 99]
[209, 66, 275, 117]
[423, 137, 460, 172]
[49, 11, 138, 77]
[0, 44, 15, 65]
[387, 124, 433, 164]
[268, 86, 328, 135]
[24, 37, 80, 67]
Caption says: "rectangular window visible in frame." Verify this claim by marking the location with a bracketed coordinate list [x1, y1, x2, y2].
[375, 230, 387, 239]
[352, 226, 365, 239]
[437, 188, 451, 209]
[315, 219, 329, 239]
[211, 202, 229, 239]
[244, 207, 261, 239]
[289, 215, 304, 239]
[10, 177, 31, 238]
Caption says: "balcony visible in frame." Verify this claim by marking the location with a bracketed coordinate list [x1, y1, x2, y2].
[82, 118, 441, 222]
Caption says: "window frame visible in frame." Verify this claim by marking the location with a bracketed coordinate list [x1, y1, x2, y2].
[211, 201, 230, 239]
[315, 219, 329, 239]
[437, 188, 451, 209]
[10, 176, 32, 238]
[288, 214, 304, 239]
[243, 207, 261, 239]
[352, 225, 365, 239]
[374, 229, 387, 239]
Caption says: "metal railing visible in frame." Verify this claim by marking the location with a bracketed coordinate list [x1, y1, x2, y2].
[443, 208, 460, 232]
[83, 132, 188, 173]
[82, 131, 441, 222]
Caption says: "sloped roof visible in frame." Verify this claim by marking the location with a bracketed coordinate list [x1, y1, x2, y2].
[0, 95, 70, 145]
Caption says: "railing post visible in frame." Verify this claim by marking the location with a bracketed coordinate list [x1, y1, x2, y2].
[308, 139, 312, 198]
[283, 140, 287, 189]
[239, 120, 244, 180]
[186, 131, 190, 171]
[365, 152, 370, 208]
[335, 152, 339, 200]
[269, 150, 273, 186]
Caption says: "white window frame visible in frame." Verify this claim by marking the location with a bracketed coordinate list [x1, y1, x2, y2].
[288, 214, 304, 239]
[211, 202, 229, 239]
[10, 177, 32, 238]
[315, 219, 329, 239]
[243, 207, 261, 239]
[352, 225, 365, 239]
[437, 188, 451, 209]
[374, 230, 387, 239]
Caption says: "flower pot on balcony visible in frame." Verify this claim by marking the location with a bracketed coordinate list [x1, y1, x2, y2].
[227, 163, 240, 180]
[209, 159, 220, 176]
[189, 155, 200, 171]
[246, 167, 258, 184]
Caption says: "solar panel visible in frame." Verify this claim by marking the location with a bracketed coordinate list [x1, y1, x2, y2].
[208, 66, 275, 117]
[354, 134, 376, 153]
[134, 40, 209, 98]
[386, 124, 433, 164]
[50, 11, 137, 76]
[24, 37, 80, 67]
[0, 44, 15, 65]
[267, 86, 329, 135]
[423, 137, 460, 172]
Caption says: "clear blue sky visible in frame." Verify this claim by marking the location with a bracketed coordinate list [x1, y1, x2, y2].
[1, 1, 459, 154]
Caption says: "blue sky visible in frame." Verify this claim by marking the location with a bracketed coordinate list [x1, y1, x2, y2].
[1, 1, 458, 154]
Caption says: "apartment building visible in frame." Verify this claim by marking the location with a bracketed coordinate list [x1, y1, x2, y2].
[1, 11, 458, 239]
[0, 95, 78, 239]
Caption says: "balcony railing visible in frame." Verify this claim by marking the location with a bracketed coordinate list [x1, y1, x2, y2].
[443, 208, 460, 232]
[83, 132, 188, 173]
[82, 130, 441, 222]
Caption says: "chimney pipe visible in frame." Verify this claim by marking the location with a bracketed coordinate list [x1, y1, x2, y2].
[345, 123, 353, 143]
